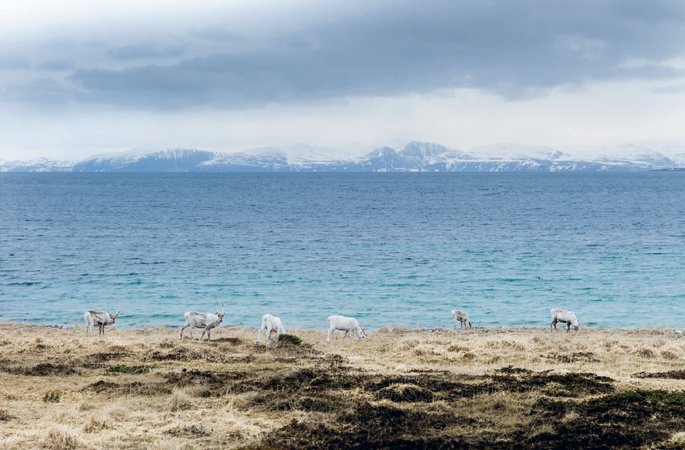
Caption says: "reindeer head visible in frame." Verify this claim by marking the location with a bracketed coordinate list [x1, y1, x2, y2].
[215, 303, 225, 323]
[357, 326, 367, 339]
[110, 311, 120, 322]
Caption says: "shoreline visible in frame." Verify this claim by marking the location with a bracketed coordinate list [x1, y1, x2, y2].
[2, 319, 683, 333]
[1, 323, 685, 448]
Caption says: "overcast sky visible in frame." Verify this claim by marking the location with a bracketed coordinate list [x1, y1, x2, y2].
[1, 0, 685, 160]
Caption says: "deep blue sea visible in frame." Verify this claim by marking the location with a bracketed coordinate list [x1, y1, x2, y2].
[1, 173, 684, 330]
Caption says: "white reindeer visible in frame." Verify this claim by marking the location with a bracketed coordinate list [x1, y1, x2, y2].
[84, 310, 120, 336]
[451, 309, 472, 329]
[327, 315, 366, 342]
[550, 308, 579, 333]
[256, 314, 286, 343]
[180, 303, 225, 341]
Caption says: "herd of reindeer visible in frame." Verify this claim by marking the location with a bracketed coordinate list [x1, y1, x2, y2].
[83, 304, 581, 341]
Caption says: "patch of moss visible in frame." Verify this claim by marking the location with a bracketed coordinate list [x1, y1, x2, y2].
[107, 365, 152, 375]
[278, 334, 303, 347]
[529, 390, 685, 448]
[634, 370, 685, 380]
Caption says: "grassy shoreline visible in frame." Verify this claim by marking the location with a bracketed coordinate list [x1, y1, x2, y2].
[1, 322, 685, 449]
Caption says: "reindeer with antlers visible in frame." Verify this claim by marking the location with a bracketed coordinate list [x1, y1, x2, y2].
[180, 303, 225, 341]
[84, 310, 120, 336]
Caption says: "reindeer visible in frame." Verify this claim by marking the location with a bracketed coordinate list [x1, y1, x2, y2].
[256, 314, 286, 344]
[327, 315, 366, 342]
[84, 310, 120, 336]
[180, 303, 225, 341]
[550, 308, 579, 333]
[451, 309, 472, 329]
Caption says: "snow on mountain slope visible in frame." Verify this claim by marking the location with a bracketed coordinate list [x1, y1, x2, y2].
[249, 144, 349, 165]
[589, 144, 680, 169]
[0, 158, 72, 172]
[672, 153, 685, 166]
[5, 141, 685, 172]
[399, 141, 474, 163]
[469, 143, 571, 161]
[72, 149, 221, 172]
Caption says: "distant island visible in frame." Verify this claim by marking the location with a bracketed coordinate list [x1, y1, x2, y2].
[2, 141, 684, 173]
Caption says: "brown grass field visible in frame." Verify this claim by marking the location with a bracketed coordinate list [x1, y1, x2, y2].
[1, 321, 685, 449]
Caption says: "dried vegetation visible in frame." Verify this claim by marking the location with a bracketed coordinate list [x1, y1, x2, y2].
[1, 322, 684, 449]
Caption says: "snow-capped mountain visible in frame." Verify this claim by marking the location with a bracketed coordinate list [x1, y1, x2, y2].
[590, 145, 680, 170]
[0, 157, 72, 172]
[337, 141, 681, 172]
[71, 149, 222, 172]
[2, 141, 684, 172]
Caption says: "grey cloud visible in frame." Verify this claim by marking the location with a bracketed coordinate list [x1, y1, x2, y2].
[106, 44, 185, 60]
[10, 0, 685, 109]
[36, 60, 75, 71]
[0, 55, 32, 69]
[10, 78, 77, 105]
[192, 26, 246, 43]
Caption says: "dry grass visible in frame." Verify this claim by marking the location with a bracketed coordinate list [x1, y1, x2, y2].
[1, 322, 684, 448]
[44, 426, 83, 450]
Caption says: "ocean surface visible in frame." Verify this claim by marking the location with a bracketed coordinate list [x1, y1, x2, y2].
[1, 173, 684, 330]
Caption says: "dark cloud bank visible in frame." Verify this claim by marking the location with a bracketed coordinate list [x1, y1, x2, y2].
[13, 0, 685, 109]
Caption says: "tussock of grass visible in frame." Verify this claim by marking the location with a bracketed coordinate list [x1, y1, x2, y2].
[43, 391, 61, 403]
[83, 417, 110, 433]
[44, 427, 81, 450]
[662, 350, 679, 360]
[670, 432, 685, 445]
[376, 383, 434, 402]
[636, 348, 657, 358]
[168, 390, 193, 412]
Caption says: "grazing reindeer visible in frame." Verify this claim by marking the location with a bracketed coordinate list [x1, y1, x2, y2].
[84, 310, 120, 336]
[550, 308, 579, 333]
[256, 314, 286, 343]
[180, 303, 224, 341]
[327, 315, 366, 342]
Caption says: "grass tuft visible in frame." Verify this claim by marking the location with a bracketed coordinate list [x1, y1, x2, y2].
[83, 417, 110, 433]
[44, 427, 81, 450]
[43, 391, 61, 403]
[670, 432, 685, 445]
[169, 390, 192, 412]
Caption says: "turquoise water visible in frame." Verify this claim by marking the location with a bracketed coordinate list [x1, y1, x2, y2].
[1, 173, 684, 330]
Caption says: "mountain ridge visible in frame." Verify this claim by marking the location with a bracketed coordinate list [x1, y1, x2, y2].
[2, 141, 684, 172]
